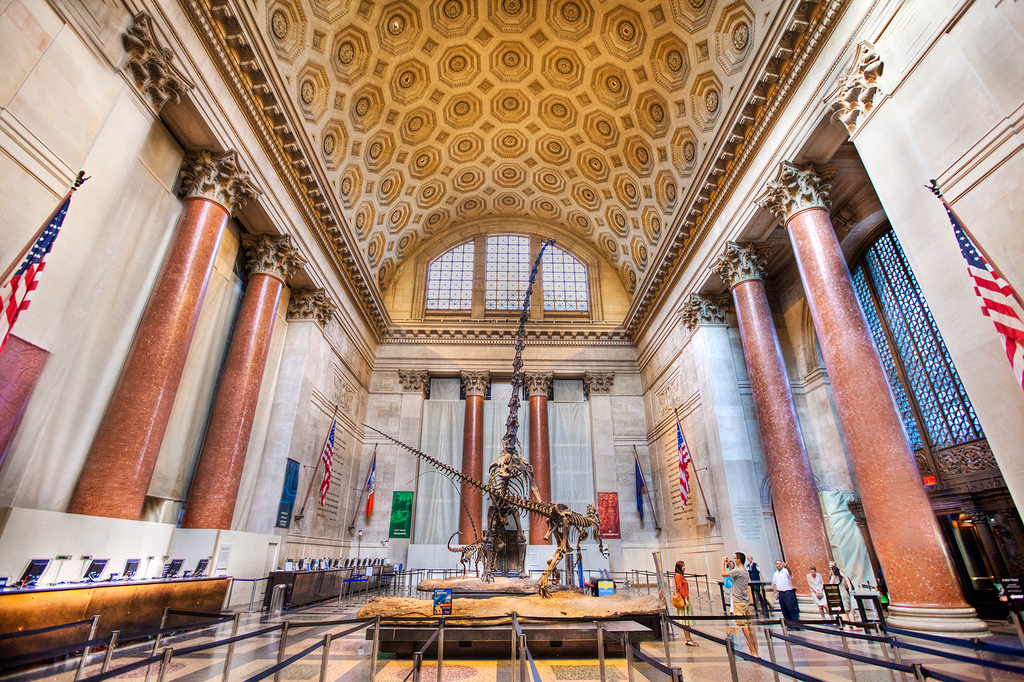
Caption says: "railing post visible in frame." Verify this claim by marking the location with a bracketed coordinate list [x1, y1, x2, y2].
[890, 639, 910, 682]
[660, 613, 674, 669]
[318, 633, 333, 682]
[369, 615, 380, 682]
[911, 663, 926, 682]
[273, 621, 290, 682]
[622, 634, 635, 682]
[839, 627, 858, 682]
[595, 622, 606, 682]
[74, 614, 101, 682]
[519, 634, 528, 682]
[765, 629, 781, 682]
[971, 638, 994, 682]
[249, 580, 258, 613]
[155, 648, 174, 682]
[875, 631, 897, 682]
[223, 613, 240, 682]
[779, 619, 795, 671]
[412, 652, 422, 682]
[144, 608, 169, 682]
[511, 617, 517, 682]
[724, 637, 740, 682]
[437, 618, 445, 682]
[101, 630, 120, 673]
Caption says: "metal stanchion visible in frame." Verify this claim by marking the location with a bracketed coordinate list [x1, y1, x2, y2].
[623, 634, 635, 682]
[437, 618, 445, 682]
[318, 633, 333, 682]
[519, 633, 528, 682]
[101, 630, 120, 673]
[911, 663, 926, 682]
[511, 621, 517, 682]
[249, 580, 260, 612]
[74, 614, 101, 682]
[155, 648, 174, 682]
[223, 613, 241, 681]
[369, 615, 380, 682]
[144, 608, 170, 682]
[971, 638, 994, 682]
[412, 652, 423, 682]
[724, 637, 740, 682]
[891, 641, 910, 682]
[596, 622, 606, 682]
[765, 629, 781, 682]
[779, 619, 795, 671]
[271, 583, 287, 615]
[273, 621, 290, 682]
[660, 613, 674, 670]
[875, 632, 898, 682]
[839, 628, 858, 682]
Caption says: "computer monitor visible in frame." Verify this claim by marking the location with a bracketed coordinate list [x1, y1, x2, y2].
[193, 559, 209, 577]
[123, 559, 140, 579]
[18, 559, 50, 587]
[167, 559, 184, 578]
[83, 559, 108, 582]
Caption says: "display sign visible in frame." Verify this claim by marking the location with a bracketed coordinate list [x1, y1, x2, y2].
[276, 459, 300, 529]
[823, 584, 845, 615]
[652, 551, 670, 612]
[389, 491, 413, 538]
[433, 588, 452, 615]
[598, 580, 615, 596]
[998, 578, 1023, 605]
[597, 492, 621, 539]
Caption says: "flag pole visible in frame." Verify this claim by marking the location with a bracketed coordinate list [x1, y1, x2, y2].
[294, 403, 338, 522]
[676, 408, 715, 523]
[633, 445, 661, 532]
[0, 171, 88, 286]
[928, 180, 1024, 312]
[347, 443, 377, 533]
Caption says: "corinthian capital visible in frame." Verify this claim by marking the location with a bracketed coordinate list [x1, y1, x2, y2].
[756, 162, 835, 221]
[287, 288, 337, 326]
[829, 42, 884, 135]
[711, 241, 772, 289]
[583, 371, 614, 398]
[180, 150, 262, 213]
[398, 370, 430, 395]
[461, 371, 490, 398]
[122, 12, 194, 113]
[678, 293, 729, 330]
[242, 234, 306, 282]
[524, 372, 554, 398]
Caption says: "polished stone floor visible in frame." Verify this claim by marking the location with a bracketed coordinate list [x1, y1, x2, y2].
[4, 581, 1022, 682]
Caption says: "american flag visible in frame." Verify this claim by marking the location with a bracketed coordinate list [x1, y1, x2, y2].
[319, 416, 337, 506]
[1, 196, 71, 354]
[938, 191, 1024, 390]
[675, 413, 693, 507]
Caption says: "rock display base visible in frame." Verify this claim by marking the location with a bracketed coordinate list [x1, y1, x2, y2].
[358, 591, 664, 621]
[416, 576, 578, 595]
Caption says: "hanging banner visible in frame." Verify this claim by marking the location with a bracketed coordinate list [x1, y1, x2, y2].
[276, 459, 299, 529]
[596, 492, 621, 539]
[389, 491, 414, 538]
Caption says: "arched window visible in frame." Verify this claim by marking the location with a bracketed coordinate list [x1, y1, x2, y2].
[485, 235, 531, 310]
[425, 241, 474, 310]
[542, 245, 588, 312]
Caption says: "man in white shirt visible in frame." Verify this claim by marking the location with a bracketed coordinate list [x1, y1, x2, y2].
[771, 559, 800, 622]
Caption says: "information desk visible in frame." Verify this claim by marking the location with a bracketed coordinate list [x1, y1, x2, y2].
[263, 566, 394, 610]
[0, 576, 230, 661]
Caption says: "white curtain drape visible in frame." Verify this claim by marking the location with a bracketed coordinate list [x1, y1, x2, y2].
[414, 397, 464, 544]
[484, 382, 530, 532]
[819, 490, 875, 589]
[549, 401, 595, 542]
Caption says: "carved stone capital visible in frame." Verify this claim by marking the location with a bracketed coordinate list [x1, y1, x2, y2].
[460, 371, 490, 398]
[678, 293, 730, 330]
[180, 150, 261, 213]
[241, 234, 306, 282]
[524, 372, 554, 398]
[398, 370, 430, 395]
[287, 288, 337, 326]
[829, 42, 884, 135]
[583, 371, 614, 398]
[756, 161, 836, 221]
[711, 241, 772, 290]
[122, 12, 194, 113]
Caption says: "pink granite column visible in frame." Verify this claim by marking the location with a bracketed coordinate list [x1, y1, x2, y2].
[181, 235, 305, 529]
[459, 371, 489, 543]
[525, 372, 553, 546]
[710, 245, 830, 599]
[68, 151, 260, 520]
[758, 162, 983, 633]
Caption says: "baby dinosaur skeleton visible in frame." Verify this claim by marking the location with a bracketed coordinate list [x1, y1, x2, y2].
[447, 495, 487, 577]
[364, 423, 608, 597]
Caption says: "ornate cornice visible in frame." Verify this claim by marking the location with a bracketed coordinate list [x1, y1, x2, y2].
[583, 371, 614, 398]
[711, 241, 772, 289]
[523, 372, 554, 398]
[380, 325, 633, 346]
[180, 150, 261, 213]
[461, 371, 490, 398]
[678, 293, 730, 330]
[287, 288, 336, 326]
[122, 11, 194, 113]
[242, 233, 306, 281]
[829, 41, 884, 135]
[398, 370, 430, 395]
[756, 161, 836, 221]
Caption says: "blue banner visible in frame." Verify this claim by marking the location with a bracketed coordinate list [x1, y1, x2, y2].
[276, 458, 299, 528]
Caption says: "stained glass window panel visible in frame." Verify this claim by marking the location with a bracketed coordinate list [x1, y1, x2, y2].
[485, 235, 531, 310]
[542, 246, 588, 312]
[425, 242, 475, 311]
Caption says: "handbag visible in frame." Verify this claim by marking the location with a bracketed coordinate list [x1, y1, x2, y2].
[672, 593, 686, 609]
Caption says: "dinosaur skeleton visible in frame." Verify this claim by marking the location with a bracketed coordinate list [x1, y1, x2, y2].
[447, 530, 488, 577]
[365, 424, 608, 596]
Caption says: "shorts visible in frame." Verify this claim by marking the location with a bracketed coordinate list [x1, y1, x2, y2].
[732, 601, 753, 618]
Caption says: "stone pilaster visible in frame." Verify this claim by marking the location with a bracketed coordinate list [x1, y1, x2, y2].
[829, 42, 885, 135]
[678, 293, 729, 331]
[287, 288, 337, 327]
[122, 11, 194, 113]
[583, 371, 614, 398]
[398, 370, 430, 396]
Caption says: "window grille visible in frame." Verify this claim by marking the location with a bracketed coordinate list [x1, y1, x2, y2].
[485, 235, 531, 310]
[542, 245, 588, 312]
[425, 241, 475, 311]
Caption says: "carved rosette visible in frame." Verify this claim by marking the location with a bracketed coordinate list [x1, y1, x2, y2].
[398, 370, 430, 395]
[180, 150, 262, 213]
[524, 372, 554, 398]
[756, 161, 836, 222]
[711, 241, 772, 290]
[461, 371, 490, 398]
[241, 234, 306, 282]
[678, 293, 730, 330]
[287, 288, 337, 326]
[829, 42, 884, 135]
[122, 12, 194, 113]
[583, 371, 614, 398]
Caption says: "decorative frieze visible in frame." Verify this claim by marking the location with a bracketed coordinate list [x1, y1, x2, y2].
[122, 12, 194, 113]
[461, 371, 490, 398]
[524, 372, 554, 398]
[241, 234, 306, 281]
[711, 241, 772, 290]
[934, 441, 997, 477]
[287, 288, 337, 326]
[583, 371, 614, 398]
[756, 161, 836, 221]
[398, 370, 430, 395]
[180, 150, 262, 213]
[678, 293, 730, 330]
[829, 42, 884, 135]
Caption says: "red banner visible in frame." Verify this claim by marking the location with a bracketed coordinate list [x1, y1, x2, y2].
[597, 492, 621, 539]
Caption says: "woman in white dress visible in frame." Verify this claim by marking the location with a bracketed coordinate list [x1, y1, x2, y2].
[806, 565, 827, 618]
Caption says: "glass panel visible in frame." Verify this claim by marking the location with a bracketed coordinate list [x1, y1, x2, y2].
[542, 245, 589, 312]
[425, 241, 475, 310]
[485, 235, 531, 310]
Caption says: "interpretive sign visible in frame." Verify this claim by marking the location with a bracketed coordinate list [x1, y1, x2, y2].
[389, 491, 413, 538]
[276, 459, 299, 528]
[598, 580, 615, 596]
[823, 583, 845, 615]
[597, 492, 621, 539]
[433, 588, 452, 615]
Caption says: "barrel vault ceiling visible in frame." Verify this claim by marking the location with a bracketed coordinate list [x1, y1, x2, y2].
[186, 0, 841, 335]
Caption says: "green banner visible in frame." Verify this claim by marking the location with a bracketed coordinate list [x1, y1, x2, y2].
[389, 491, 413, 538]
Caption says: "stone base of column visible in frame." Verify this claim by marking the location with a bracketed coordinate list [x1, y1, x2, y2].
[886, 604, 988, 636]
